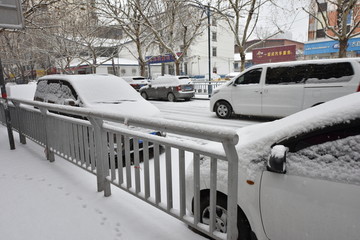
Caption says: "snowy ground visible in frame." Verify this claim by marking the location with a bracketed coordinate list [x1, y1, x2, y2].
[0, 96, 265, 240]
[149, 99, 267, 128]
[0, 126, 206, 240]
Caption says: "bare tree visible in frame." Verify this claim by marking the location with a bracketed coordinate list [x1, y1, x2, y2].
[202, 0, 284, 71]
[133, 0, 208, 75]
[305, 0, 360, 58]
[96, 0, 156, 76]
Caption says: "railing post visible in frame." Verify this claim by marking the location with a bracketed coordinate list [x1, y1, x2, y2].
[222, 140, 239, 240]
[89, 117, 111, 197]
[13, 102, 26, 144]
[39, 107, 55, 162]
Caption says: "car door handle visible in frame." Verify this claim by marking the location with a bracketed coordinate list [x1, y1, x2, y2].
[254, 90, 262, 94]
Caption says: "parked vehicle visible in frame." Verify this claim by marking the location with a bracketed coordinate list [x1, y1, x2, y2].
[210, 58, 360, 119]
[140, 75, 195, 101]
[186, 92, 360, 240]
[122, 75, 150, 91]
[224, 72, 240, 80]
[33, 74, 163, 164]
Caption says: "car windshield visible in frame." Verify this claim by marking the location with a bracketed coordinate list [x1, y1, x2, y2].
[70, 76, 142, 104]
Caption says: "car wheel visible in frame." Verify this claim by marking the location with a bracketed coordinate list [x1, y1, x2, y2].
[141, 92, 148, 100]
[215, 101, 232, 119]
[167, 93, 176, 102]
[200, 194, 252, 240]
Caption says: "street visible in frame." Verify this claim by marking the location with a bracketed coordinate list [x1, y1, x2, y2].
[149, 99, 267, 129]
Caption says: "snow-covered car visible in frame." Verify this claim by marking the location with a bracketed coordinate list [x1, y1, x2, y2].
[186, 92, 360, 240]
[122, 75, 150, 91]
[33, 74, 163, 164]
[139, 75, 195, 102]
[34, 74, 159, 117]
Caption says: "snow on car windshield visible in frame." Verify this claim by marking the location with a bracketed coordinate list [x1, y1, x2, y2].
[70, 76, 142, 104]
[287, 134, 360, 185]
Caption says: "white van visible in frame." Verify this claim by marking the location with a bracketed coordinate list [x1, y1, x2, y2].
[210, 58, 360, 118]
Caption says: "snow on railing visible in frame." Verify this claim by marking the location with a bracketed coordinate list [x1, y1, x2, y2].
[1, 98, 240, 240]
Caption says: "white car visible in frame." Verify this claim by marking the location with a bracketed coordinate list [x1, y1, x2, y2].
[186, 92, 360, 240]
[34, 74, 159, 117]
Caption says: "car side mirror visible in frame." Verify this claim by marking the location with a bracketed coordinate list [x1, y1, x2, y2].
[64, 99, 77, 106]
[267, 145, 287, 174]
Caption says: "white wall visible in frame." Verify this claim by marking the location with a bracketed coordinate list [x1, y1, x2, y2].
[118, 17, 234, 77]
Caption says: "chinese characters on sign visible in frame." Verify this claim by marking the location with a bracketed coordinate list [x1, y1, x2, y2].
[252, 45, 296, 64]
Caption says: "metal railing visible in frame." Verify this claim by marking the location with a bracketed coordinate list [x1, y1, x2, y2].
[192, 80, 227, 96]
[0, 97, 240, 240]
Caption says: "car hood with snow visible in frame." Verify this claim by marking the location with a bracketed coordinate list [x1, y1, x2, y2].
[207, 92, 360, 178]
[38, 74, 161, 118]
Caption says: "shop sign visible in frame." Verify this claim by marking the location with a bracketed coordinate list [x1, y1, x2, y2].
[304, 37, 360, 55]
[252, 45, 296, 64]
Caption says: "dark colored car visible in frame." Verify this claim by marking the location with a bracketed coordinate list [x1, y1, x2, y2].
[140, 76, 195, 102]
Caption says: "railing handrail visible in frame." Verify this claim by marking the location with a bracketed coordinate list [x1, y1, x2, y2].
[8, 97, 239, 145]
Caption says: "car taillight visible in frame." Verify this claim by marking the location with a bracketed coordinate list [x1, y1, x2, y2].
[131, 84, 139, 88]
[176, 86, 181, 91]
[357, 83, 360, 92]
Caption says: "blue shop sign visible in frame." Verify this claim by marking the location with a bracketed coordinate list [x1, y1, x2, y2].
[304, 37, 360, 55]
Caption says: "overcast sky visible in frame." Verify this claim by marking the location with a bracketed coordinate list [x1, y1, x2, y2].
[254, 0, 310, 42]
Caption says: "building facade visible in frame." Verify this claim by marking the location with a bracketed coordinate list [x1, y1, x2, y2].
[305, 0, 360, 59]
[118, 15, 234, 78]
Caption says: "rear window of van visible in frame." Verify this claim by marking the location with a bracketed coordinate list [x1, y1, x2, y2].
[266, 62, 354, 85]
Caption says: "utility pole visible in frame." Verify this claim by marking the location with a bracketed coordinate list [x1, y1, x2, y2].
[207, 3, 212, 97]
[0, 0, 24, 149]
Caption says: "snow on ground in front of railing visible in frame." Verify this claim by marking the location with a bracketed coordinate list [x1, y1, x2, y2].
[0, 126, 206, 240]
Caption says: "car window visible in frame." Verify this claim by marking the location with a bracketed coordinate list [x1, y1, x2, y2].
[266, 65, 308, 85]
[305, 62, 354, 84]
[286, 125, 360, 185]
[43, 80, 78, 104]
[34, 80, 48, 102]
[235, 68, 262, 85]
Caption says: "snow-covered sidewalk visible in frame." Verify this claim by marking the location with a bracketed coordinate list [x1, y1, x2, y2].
[0, 125, 205, 240]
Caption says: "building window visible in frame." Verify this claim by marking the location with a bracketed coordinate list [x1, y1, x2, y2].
[121, 69, 126, 75]
[212, 18, 217, 27]
[132, 68, 137, 74]
[316, 29, 325, 38]
[212, 32, 217, 42]
[212, 47, 217, 57]
[108, 67, 119, 75]
[212, 67, 217, 74]
[234, 62, 239, 70]
[318, 2, 327, 12]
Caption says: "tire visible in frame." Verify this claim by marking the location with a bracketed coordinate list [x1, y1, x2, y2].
[200, 194, 252, 240]
[215, 101, 232, 119]
[141, 92, 148, 100]
[167, 93, 176, 102]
